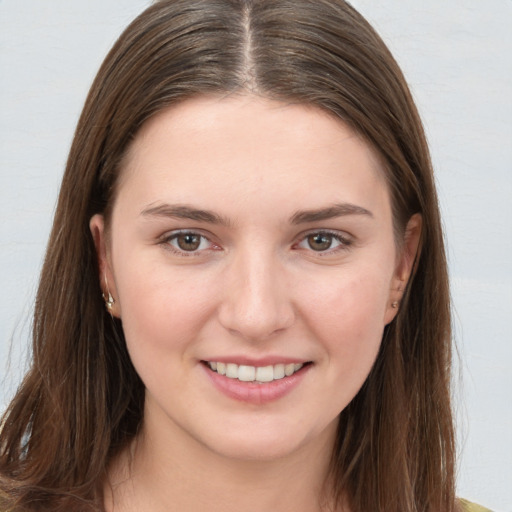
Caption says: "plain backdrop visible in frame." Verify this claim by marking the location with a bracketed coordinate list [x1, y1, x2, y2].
[1, 1, 511, 510]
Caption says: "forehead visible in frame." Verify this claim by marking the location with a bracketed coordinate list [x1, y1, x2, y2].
[115, 95, 391, 222]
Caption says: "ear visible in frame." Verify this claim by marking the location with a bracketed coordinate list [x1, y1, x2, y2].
[90, 214, 121, 317]
[384, 213, 422, 325]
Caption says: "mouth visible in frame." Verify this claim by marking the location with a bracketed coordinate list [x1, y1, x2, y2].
[202, 361, 311, 384]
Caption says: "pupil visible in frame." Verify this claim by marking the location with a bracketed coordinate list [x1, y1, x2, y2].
[178, 234, 200, 251]
[308, 233, 332, 251]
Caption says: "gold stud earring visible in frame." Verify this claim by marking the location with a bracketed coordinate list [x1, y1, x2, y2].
[102, 290, 115, 310]
[391, 301, 399, 309]
[102, 275, 115, 314]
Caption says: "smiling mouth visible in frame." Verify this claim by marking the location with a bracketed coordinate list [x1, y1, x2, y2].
[203, 361, 310, 383]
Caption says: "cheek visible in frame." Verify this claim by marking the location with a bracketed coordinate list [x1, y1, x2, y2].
[300, 267, 391, 366]
[303, 272, 390, 412]
[112, 255, 218, 375]
[304, 265, 390, 327]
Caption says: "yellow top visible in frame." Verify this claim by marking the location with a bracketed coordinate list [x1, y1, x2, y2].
[459, 498, 493, 512]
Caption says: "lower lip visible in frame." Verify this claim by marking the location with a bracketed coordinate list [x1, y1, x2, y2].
[202, 363, 310, 404]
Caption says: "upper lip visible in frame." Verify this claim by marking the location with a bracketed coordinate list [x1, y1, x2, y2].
[201, 356, 311, 366]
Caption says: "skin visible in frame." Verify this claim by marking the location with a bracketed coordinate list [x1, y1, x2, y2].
[90, 95, 421, 512]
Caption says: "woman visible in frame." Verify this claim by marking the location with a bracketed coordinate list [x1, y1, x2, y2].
[0, 1, 492, 511]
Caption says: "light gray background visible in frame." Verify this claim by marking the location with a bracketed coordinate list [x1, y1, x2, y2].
[1, 1, 511, 510]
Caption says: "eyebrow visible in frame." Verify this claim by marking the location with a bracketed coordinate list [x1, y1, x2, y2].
[141, 202, 373, 226]
[140, 203, 232, 227]
[290, 203, 373, 224]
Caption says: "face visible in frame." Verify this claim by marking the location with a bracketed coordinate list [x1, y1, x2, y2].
[91, 95, 419, 463]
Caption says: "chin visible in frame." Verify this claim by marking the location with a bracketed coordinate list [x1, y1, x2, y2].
[192, 415, 338, 463]
[214, 435, 299, 461]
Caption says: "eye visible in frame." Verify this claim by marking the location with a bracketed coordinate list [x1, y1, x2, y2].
[296, 231, 351, 253]
[162, 231, 217, 255]
[306, 233, 336, 251]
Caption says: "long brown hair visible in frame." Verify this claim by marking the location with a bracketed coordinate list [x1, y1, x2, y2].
[0, 1, 455, 510]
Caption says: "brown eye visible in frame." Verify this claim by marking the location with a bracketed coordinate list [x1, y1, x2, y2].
[307, 233, 334, 251]
[175, 233, 202, 251]
[163, 231, 220, 256]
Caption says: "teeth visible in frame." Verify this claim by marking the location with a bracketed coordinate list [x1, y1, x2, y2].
[238, 365, 256, 382]
[207, 361, 304, 382]
[273, 364, 285, 380]
[284, 363, 295, 376]
[226, 363, 238, 378]
[255, 365, 274, 382]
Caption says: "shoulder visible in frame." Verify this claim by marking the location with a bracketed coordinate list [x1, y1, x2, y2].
[458, 498, 493, 512]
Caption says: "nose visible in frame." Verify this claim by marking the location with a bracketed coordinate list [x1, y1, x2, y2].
[217, 247, 295, 341]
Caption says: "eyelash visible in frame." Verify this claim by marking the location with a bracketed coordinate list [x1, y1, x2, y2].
[160, 230, 219, 257]
[159, 229, 353, 257]
[294, 229, 353, 255]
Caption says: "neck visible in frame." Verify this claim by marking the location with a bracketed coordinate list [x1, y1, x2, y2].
[104, 403, 341, 512]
